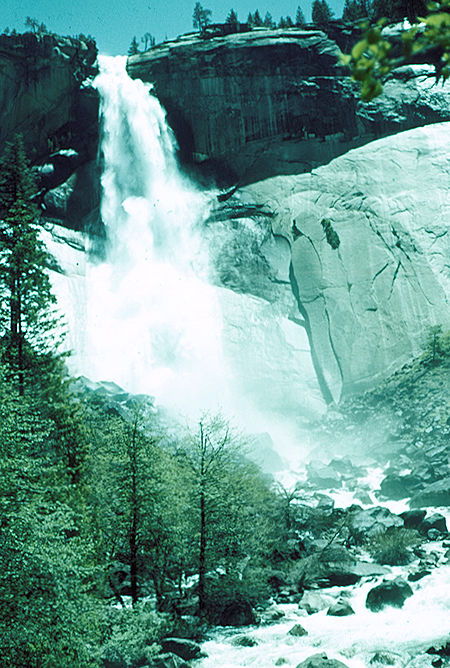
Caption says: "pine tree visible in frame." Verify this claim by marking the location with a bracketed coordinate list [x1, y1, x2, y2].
[312, 0, 334, 25]
[192, 2, 212, 32]
[295, 4, 307, 25]
[253, 9, 264, 26]
[263, 11, 275, 27]
[226, 8, 239, 26]
[128, 36, 140, 55]
[0, 134, 59, 395]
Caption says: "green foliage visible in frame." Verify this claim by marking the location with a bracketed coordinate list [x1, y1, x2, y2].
[141, 32, 156, 50]
[193, 2, 212, 31]
[312, 0, 334, 25]
[423, 325, 450, 365]
[128, 36, 140, 55]
[0, 134, 61, 393]
[296, 5, 307, 25]
[342, 0, 450, 100]
[251, 9, 264, 26]
[226, 8, 239, 25]
[343, 0, 371, 20]
[25, 16, 48, 34]
[100, 603, 168, 667]
[367, 527, 419, 564]
[263, 11, 276, 27]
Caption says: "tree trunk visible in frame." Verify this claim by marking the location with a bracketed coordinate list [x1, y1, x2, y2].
[129, 421, 139, 606]
[198, 424, 206, 617]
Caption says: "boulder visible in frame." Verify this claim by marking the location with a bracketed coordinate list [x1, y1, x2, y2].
[295, 652, 349, 668]
[160, 638, 203, 661]
[327, 599, 355, 616]
[288, 623, 308, 637]
[379, 474, 421, 500]
[231, 634, 258, 647]
[306, 460, 341, 488]
[366, 577, 413, 612]
[410, 478, 450, 508]
[419, 513, 448, 535]
[298, 591, 335, 614]
[400, 509, 427, 530]
[147, 654, 190, 668]
[349, 507, 403, 542]
[218, 598, 256, 626]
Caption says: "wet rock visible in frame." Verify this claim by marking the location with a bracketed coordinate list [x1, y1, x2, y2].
[427, 528, 442, 541]
[218, 598, 256, 626]
[349, 506, 403, 542]
[400, 509, 426, 530]
[351, 562, 389, 577]
[379, 474, 421, 500]
[410, 477, 450, 507]
[288, 623, 308, 637]
[326, 599, 355, 616]
[298, 591, 335, 614]
[408, 569, 431, 582]
[160, 638, 203, 661]
[419, 513, 448, 536]
[306, 460, 342, 488]
[369, 651, 398, 665]
[231, 634, 258, 647]
[147, 654, 190, 668]
[295, 652, 350, 668]
[366, 577, 413, 612]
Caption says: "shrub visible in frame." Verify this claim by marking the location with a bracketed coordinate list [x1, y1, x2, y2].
[367, 527, 419, 565]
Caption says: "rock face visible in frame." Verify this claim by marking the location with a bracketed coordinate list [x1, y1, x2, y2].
[127, 28, 450, 184]
[241, 123, 450, 400]
[0, 32, 100, 232]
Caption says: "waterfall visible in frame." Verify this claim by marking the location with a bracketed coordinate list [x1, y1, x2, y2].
[48, 55, 325, 465]
[69, 55, 235, 418]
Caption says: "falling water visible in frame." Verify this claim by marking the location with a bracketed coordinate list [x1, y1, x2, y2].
[62, 56, 237, 418]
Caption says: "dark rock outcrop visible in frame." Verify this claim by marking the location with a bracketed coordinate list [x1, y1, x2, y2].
[366, 577, 413, 611]
[160, 638, 203, 661]
[0, 32, 100, 232]
[127, 28, 450, 184]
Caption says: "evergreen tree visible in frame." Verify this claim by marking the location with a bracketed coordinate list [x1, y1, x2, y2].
[192, 2, 212, 31]
[342, 0, 370, 20]
[247, 11, 254, 25]
[263, 11, 275, 27]
[128, 36, 140, 55]
[296, 4, 307, 24]
[312, 0, 334, 25]
[226, 8, 239, 26]
[286, 15, 294, 26]
[279, 16, 288, 27]
[253, 9, 264, 26]
[0, 134, 59, 395]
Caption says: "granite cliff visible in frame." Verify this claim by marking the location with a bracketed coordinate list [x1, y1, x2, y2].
[127, 27, 450, 184]
[0, 31, 100, 232]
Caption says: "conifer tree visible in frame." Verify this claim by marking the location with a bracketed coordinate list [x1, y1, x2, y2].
[0, 134, 59, 394]
[253, 9, 263, 26]
[128, 36, 140, 55]
[296, 4, 307, 24]
[226, 8, 239, 26]
[312, 0, 334, 25]
[263, 11, 275, 27]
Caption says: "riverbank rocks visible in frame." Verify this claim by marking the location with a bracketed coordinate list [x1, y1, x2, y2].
[349, 507, 403, 542]
[295, 652, 349, 668]
[306, 460, 342, 488]
[410, 478, 450, 508]
[400, 509, 427, 530]
[148, 654, 190, 668]
[366, 577, 413, 611]
[326, 599, 355, 616]
[160, 638, 203, 661]
[418, 513, 448, 536]
[231, 634, 258, 647]
[218, 598, 256, 626]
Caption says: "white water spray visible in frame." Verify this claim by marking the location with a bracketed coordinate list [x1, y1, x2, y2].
[68, 56, 236, 418]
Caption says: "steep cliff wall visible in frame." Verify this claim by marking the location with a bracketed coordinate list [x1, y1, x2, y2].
[235, 123, 450, 401]
[0, 32, 100, 232]
[127, 28, 450, 184]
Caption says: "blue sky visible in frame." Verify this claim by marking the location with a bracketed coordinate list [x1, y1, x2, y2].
[2, 0, 345, 55]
